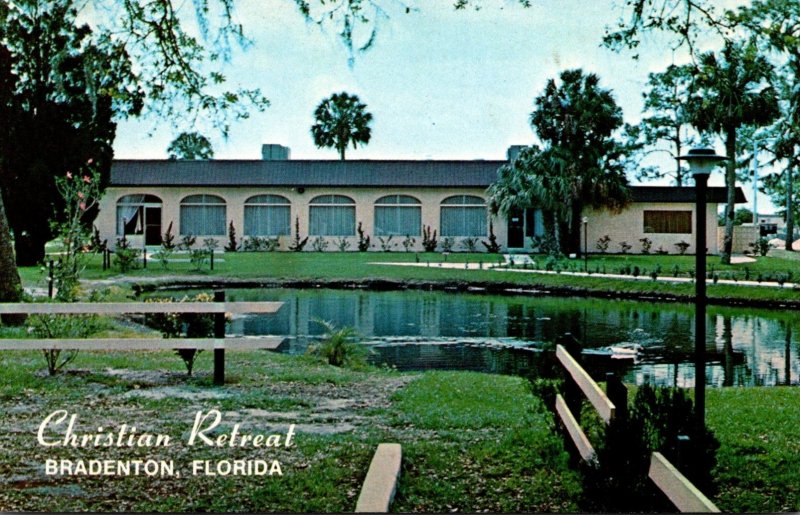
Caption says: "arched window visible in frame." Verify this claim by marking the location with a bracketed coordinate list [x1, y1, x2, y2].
[180, 194, 226, 236]
[309, 195, 356, 236]
[116, 195, 162, 244]
[244, 195, 291, 236]
[440, 195, 487, 237]
[374, 195, 422, 236]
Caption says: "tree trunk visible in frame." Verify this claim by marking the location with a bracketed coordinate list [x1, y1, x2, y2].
[568, 202, 583, 256]
[13, 225, 47, 266]
[721, 129, 737, 265]
[786, 164, 795, 252]
[0, 189, 25, 324]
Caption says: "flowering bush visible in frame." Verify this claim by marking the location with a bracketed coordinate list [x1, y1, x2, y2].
[50, 162, 103, 300]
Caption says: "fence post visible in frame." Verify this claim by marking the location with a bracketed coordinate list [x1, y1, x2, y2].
[48, 259, 54, 299]
[558, 332, 583, 423]
[213, 290, 225, 386]
[142, 245, 147, 269]
[675, 434, 691, 472]
[605, 372, 628, 422]
[210, 249, 214, 271]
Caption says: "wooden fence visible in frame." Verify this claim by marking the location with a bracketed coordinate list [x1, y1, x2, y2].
[554, 338, 719, 513]
[0, 291, 284, 386]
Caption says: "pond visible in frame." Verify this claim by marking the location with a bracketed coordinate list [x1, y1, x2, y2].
[158, 288, 799, 387]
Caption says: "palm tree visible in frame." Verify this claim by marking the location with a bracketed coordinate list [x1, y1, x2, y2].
[688, 40, 779, 264]
[310, 92, 373, 160]
[491, 69, 630, 255]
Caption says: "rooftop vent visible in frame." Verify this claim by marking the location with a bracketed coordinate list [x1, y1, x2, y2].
[262, 144, 291, 161]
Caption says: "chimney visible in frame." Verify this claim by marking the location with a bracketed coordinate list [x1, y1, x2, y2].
[506, 145, 525, 162]
[262, 144, 291, 160]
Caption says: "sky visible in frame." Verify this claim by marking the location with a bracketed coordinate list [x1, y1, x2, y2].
[111, 0, 775, 213]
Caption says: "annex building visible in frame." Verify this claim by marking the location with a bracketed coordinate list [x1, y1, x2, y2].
[95, 145, 745, 255]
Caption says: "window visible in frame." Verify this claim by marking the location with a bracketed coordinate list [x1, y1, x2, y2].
[374, 195, 421, 236]
[244, 195, 291, 236]
[116, 194, 161, 236]
[180, 194, 226, 236]
[643, 210, 692, 234]
[309, 195, 356, 236]
[440, 195, 487, 237]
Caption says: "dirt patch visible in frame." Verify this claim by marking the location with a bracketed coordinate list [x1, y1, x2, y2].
[123, 386, 232, 401]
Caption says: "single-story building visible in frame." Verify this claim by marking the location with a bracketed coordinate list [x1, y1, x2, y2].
[95, 146, 746, 254]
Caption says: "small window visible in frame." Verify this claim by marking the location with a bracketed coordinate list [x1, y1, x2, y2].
[374, 195, 422, 236]
[309, 195, 356, 236]
[643, 211, 692, 234]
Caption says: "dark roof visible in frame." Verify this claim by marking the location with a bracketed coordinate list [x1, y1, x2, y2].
[111, 160, 506, 188]
[110, 160, 746, 203]
[631, 186, 746, 204]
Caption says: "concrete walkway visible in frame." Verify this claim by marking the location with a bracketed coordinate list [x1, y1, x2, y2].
[370, 261, 799, 289]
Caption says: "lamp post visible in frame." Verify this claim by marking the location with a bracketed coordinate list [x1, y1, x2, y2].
[582, 216, 588, 272]
[678, 148, 727, 432]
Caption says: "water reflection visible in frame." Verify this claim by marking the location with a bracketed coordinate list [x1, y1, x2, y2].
[204, 288, 798, 387]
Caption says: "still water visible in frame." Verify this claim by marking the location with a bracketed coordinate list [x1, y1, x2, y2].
[178, 288, 798, 387]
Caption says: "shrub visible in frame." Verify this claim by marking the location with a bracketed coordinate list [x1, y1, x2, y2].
[581, 384, 719, 512]
[311, 236, 328, 252]
[378, 235, 394, 252]
[440, 237, 454, 252]
[422, 225, 438, 252]
[482, 220, 501, 253]
[618, 241, 632, 254]
[288, 217, 308, 252]
[161, 222, 177, 251]
[675, 240, 690, 255]
[114, 236, 141, 273]
[402, 235, 416, 252]
[189, 249, 209, 271]
[655, 245, 668, 255]
[336, 237, 351, 252]
[243, 236, 279, 252]
[29, 313, 106, 375]
[309, 320, 366, 368]
[639, 237, 652, 254]
[596, 235, 611, 253]
[749, 237, 771, 257]
[530, 234, 560, 257]
[153, 247, 173, 269]
[356, 222, 371, 252]
[144, 293, 216, 376]
[225, 221, 238, 252]
[461, 236, 479, 252]
[180, 234, 196, 250]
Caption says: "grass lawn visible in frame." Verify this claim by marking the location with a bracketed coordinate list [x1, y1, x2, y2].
[707, 387, 800, 513]
[0, 349, 580, 512]
[17, 250, 800, 306]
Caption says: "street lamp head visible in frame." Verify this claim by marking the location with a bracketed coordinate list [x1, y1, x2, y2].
[582, 216, 588, 225]
[678, 148, 728, 177]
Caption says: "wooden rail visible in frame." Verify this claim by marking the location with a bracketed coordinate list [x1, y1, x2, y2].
[555, 394, 597, 466]
[355, 443, 402, 513]
[0, 336, 284, 351]
[649, 452, 720, 513]
[0, 293, 284, 385]
[556, 344, 616, 423]
[0, 301, 283, 315]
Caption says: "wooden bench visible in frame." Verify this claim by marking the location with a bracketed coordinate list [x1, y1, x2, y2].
[0, 292, 284, 385]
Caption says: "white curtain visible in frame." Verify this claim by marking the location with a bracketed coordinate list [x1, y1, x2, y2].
[244, 206, 291, 236]
[116, 195, 146, 235]
[374, 206, 421, 236]
[441, 207, 487, 237]
[309, 206, 356, 236]
[180, 205, 226, 235]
